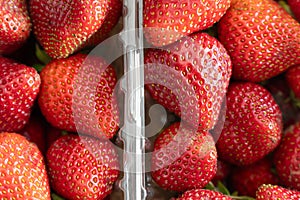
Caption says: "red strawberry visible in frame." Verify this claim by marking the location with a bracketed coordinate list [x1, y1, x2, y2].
[229, 158, 279, 197]
[274, 121, 300, 190]
[0, 0, 31, 54]
[285, 64, 300, 99]
[144, 32, 232, 131]
[288, 0, 300, 21]
[151, 122, 217, 192]
[46, 134, 119, 200]
[0, 56, 40, 132]
[218, 0, 300, 82]
[256, 184, 300, 200]
[38, 53, 119, 139]
[29, 0, 119, 59]
[0, 132, 50, 199]
[174, 189, 232, 200]
[143, 0, 231, 47]
[216, 82, 282, 166]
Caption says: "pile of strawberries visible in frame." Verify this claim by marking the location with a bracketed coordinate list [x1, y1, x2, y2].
[0, 0, 300, 199]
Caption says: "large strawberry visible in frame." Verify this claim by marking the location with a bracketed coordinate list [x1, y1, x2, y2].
[0, 0, 31, 54]
[46, 134, 119, 200]
[38, 53, 119, 139]
[0, 132, 50, 199]
[0, 56, 40, 132]
[174, 189, 232, 200]
[274, 121, 300, 190]
[288, 0, 300, 21]
[151, 122, 217, 192]
[145, 32, 232, 131]
[285, 64, 300, 99]
[256, 184, 300, 200]
[143, 0, 231, 47]
[218, 0, 300, 82]
[29, 0, 119, 59]
[216, 82, 282, 166]
[229, 158, 279, 197]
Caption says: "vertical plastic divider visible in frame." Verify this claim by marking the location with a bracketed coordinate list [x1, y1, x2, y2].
[119, 0, 147, 199]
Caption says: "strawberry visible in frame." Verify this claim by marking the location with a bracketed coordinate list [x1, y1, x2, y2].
[211, 160, 231, 185]
[288, 0, 300, 21]
[274, 121, 300, 190]
[38, 53, 119, 139]
[0, 132, 50, 199]
[143, 0, 231, 47]
[144, 32, 232, 131]
[216, 82, 282, 166]
[285, 64, 300, 99]
[46, 134, 119, 200]
[218, 0, 300, 82]
[151, 122, 217, 192]
[229, 158, 279, 197]
[256, 184, 300, 200]
[0, 0, 31, 54]
[29, 0, 120, 59]
[0, 56, 40, 132]
[174, 189, 232, 200]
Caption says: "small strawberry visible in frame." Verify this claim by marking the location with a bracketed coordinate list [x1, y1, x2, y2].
[218, 0, 300, 82]
[216, 82, 282, 166]
[29, 0, 120, 58]
[151, 122, 217, 192]
[0, 56, 40, 132]
[174, 189, 232, 200]
[229, 158, 279, 197]
[0, 0, 31, 54]
[274, 121, 300, 190]
[143, 0, 231, 46]
[285, 64, 300, 99]
[38, 53, 119, 139]
[0, 132, 50, 199]
[256, 184, 300, 200]
[145, 32, 232, 131]
[46, 134, 119, 200]
[288, 0, 300, 21]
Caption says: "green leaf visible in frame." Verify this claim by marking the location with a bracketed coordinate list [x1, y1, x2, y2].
[217, 181, 231, 195]
[35, 44, 52, 65]
[51, 193, 65, 200]
[205, 181, 216, 190]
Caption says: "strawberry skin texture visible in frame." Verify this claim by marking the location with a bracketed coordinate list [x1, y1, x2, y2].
[218, 0, 300, 82]
[143, 0, 231, 47]
[285, 64, 300, 98]
[288, 0, 300, 21]
[0, 132, 50, 199]
[29, 0, 111, 59]
[175, 189, 232, 200]
[0, 0, 31, 54]
[145, 32, 232, 131]
[0, 56, 40, 132]
[46, 134, 119, 200]
[274, 121, 300, 190]
[151, 122, 217, 192]
[216, 82, 282, 166]
[38, 53, 119, 139]
[229, 158, 279, 197]
[256, 184, 300, 200]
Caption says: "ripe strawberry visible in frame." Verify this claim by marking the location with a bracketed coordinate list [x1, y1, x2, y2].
[229, 158, 279, 197]
[151, 122, 217, 192]
[274, 121, 300, 190]
[288, 0, 300, 21]
[46, 134, 119, 200]
[216, 82, 282, 166]
[174, 189, 232, 200]
[29, 0, 119, 59]
[256, 184, 300, 200]
[0, 56, 40, 132]
[144, 32, 232, 131]
[143, 0, 231, 47]
[38, 53, 119, 139]
[0, 0, 31, 54]
[0, 132, 50, 199]
[218, 0, 300, 82]
[285, 64, 300, 99]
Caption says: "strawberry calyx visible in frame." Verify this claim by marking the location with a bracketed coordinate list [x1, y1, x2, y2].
[51, 193, 65, 200]
[278, 0, 295, 17]
[289, 90, 300, 108]
[35, 43, 52, 65]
